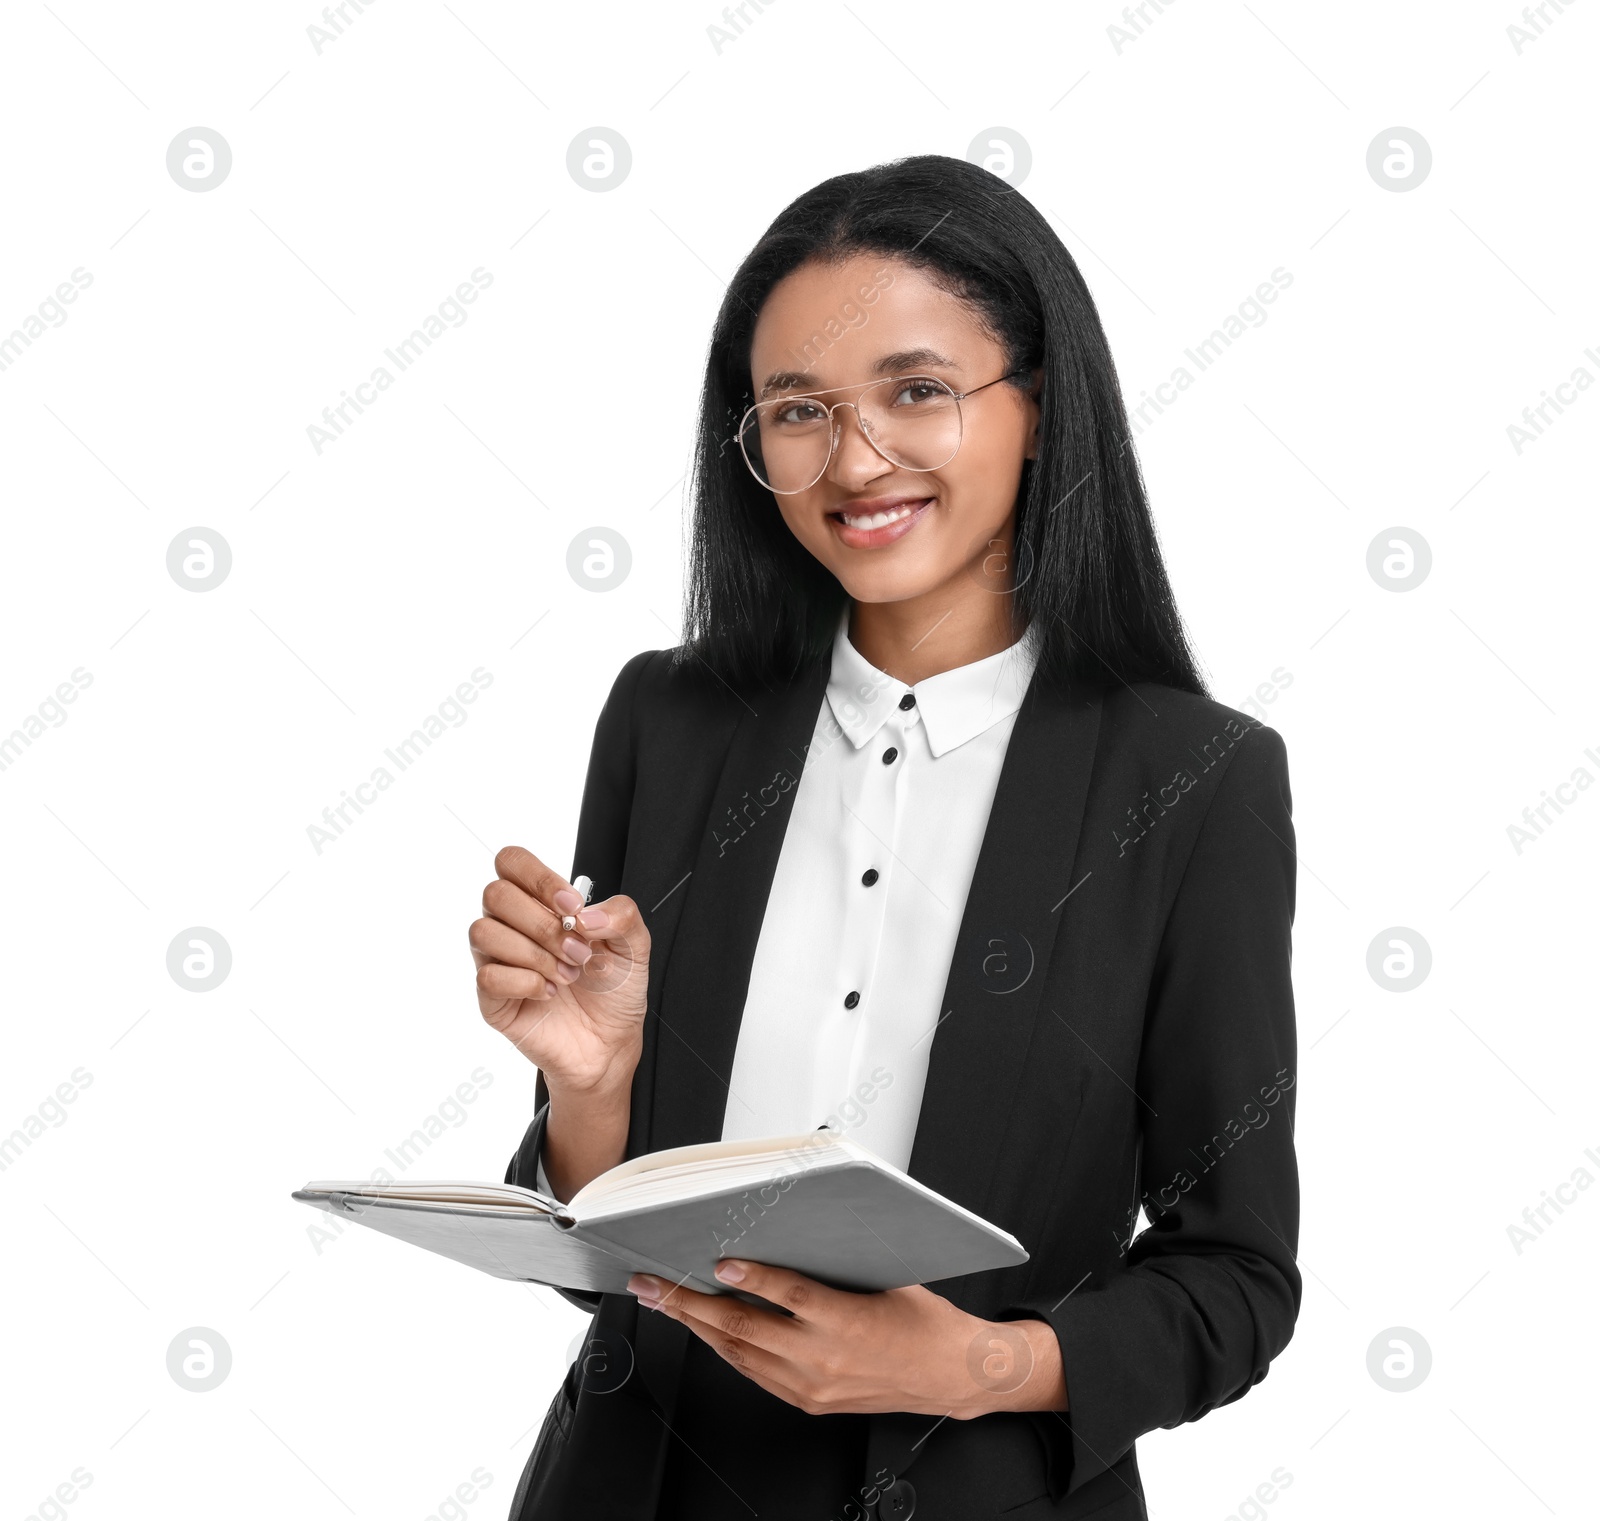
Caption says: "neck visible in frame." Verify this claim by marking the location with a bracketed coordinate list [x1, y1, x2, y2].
[847, 587, 1025, 685]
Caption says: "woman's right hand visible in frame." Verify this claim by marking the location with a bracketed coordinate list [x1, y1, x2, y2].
[469, 846, 650, 1094]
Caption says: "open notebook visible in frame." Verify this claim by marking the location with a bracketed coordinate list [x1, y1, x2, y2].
[293, 1129, 1027, 1298]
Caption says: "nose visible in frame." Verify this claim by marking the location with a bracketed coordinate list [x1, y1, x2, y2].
[824, 403, 893, 490]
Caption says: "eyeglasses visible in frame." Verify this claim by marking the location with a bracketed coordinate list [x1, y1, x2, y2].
[736, 370, 1028, 495]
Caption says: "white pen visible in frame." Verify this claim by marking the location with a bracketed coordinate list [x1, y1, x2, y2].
[561, 874, 594, 933]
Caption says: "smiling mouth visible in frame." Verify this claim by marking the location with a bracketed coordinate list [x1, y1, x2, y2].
[832, 502, 921, 530]
[825, 496, 935, 549]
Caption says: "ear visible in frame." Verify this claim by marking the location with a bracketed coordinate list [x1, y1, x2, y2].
[1023, 368, 1044, 461]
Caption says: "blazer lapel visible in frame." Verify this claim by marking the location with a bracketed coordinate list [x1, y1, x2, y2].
[646, 653, 832, 1156]
[904, 676, 1103, 1222]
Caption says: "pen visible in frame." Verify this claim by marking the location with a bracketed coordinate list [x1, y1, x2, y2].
[561, 875, 594, 933]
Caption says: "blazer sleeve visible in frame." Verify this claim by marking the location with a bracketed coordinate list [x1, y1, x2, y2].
[1002, 722, 1301, 1503]
[503, 649, 657, 1317]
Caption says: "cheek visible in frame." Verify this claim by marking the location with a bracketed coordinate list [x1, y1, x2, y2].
[775, 495, 828, 544]
[937, 436, 1026, 529]
[962, 457, 1013, 509]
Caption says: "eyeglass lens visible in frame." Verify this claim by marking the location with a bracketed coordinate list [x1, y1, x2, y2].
[739, 376, 964, 493]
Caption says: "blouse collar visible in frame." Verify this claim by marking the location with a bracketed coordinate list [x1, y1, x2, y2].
[824, 606, 1040, 759]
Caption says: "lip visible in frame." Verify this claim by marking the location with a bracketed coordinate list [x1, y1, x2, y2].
[826, 495, 935, 549]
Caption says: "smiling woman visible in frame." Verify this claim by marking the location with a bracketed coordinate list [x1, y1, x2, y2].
[747, 272, 1037, 568]
[479, 154, 1300, 1521]
[682, 157, 1205, 697]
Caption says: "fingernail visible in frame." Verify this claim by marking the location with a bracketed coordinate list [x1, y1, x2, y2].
[714, 1261, 745, 1284]
[628, 1274, 660, 1301]
[578, 907, 610, 930]
[560, 936, 593, 965]
[554, 888, 582, 913]
[552, 960, 580, 983]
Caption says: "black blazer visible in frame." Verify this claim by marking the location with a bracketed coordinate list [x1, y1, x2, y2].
[504, 645, 1300, 1521]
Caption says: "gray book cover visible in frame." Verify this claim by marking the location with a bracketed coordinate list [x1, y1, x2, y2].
[293, 1133, 1027, 1298]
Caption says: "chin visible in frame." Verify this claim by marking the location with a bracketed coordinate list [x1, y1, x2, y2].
[832, 563, 949, 606]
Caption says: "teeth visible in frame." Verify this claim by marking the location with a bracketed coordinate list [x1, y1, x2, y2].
[839, 502, 920, 530]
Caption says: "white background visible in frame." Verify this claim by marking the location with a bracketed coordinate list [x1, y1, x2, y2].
[1, 2, 1595, 1517]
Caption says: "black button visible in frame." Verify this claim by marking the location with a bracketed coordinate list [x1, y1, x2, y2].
[877, 1479, 916, 1519]
[844, 991, 860, 1009]
[882, 747, 898, 765]
[861, 868, 879, 887]
[898, 693, 916, 710]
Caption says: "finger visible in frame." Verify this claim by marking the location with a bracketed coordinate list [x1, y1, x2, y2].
[576, 891, 650, 962]
[631, 1275, 752, 1320]
[493, 845, 591, 950]
[666, 1306, 813, 1408]
[482, 876, 593, 968]
[474, 957, 558, 1010]
[494, 845, 572, 909]
[468, 917, 581, 983]
[709, 1259, 837, 1323]
[630, 1274, 796, 1357]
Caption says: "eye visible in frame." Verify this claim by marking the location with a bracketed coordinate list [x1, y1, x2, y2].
[887, 376, 950, 408]
[770, 397, 828, 427]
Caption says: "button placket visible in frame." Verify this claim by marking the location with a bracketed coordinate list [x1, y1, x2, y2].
[840, 707, 924, 1148]
[816, 719, 899, 1114]
[848, 712, 909, 1020]
[849, 713, 903, 1015]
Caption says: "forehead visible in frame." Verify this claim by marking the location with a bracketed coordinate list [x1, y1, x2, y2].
[749, 255, 1000, 393]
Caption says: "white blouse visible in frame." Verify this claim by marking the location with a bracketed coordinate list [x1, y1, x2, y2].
[539, 610, 1040, 1189]
[720, 610, 1040, 1170]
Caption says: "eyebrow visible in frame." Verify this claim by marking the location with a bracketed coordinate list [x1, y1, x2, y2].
[757, 347, 959, 399]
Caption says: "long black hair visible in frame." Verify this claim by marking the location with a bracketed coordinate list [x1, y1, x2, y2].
[679, 153, 1208, 699]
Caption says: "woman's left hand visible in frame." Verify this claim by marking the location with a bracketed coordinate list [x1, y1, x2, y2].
[626, 1261, 1067, 1419]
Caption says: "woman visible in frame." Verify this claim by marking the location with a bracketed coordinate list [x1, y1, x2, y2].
[470, 155, 1300, 1520]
